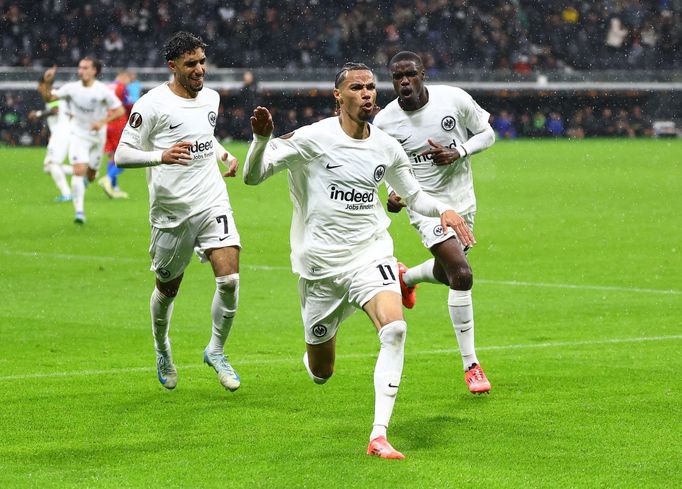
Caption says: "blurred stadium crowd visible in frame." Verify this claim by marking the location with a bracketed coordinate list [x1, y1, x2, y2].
[2, 0, 680, 70]
[1, 0, 680, 145]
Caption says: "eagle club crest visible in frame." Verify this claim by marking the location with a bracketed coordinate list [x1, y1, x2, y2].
[312, 324, 328, 338]
[441, 115, 456, 131]
[373, 165, 386, 182]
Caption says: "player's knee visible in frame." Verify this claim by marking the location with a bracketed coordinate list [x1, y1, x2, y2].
[379, 320, 407, 347]
[157, 283, 179, 298]
[216, 273, 239, 312]
[448, 264, 473, 290]
[216, 273, 239, 294]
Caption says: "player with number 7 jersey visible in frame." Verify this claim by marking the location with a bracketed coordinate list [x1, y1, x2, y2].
[115, 31, 243, 393]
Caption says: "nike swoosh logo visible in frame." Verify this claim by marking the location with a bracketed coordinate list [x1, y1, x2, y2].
[170, 123, 183, 129]
[326, 163, 343, 169]
[460, 327, 472, 333]
[398, 137, 410, 144]
[219, 236, 228, 241]
[388, 383, 399, 388]
[382, 282, 392, 286]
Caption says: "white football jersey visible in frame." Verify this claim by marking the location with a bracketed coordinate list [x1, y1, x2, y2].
[53, 80, 121, 142]
[45, 100, 70, 135]
[260, 116, 423, 279]
[119, 83, 230, 228]
[373, 84, 490, 215]
[45, 99, 70, 140]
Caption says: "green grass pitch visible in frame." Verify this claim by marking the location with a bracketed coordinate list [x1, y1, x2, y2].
[0, 139, 680, 488]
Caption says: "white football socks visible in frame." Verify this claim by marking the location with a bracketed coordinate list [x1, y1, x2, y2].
[48, 163, 71, 197]
[403, 258, 440, 287]
[150, 287, 175, 354]
[206, 274, 239, 356]
[370, 320, 407, 441]
[448, 289, 479, 370]
[71, 175, 85, 213]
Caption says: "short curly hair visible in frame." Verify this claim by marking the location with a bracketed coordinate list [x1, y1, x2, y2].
[163, 31, 207, 61]
[334, 62, 372, 88]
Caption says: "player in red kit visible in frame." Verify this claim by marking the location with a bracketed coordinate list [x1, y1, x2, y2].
[100, 70, 134, 198]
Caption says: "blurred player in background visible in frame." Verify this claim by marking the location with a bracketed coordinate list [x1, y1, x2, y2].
[373, 51, 495, 394]
[28, 98, 73, 202]
[244, 62, 475, 459]
[115, 32, 242, 393]
[38, 58, 125, 223]
[99, 70, 135, 199]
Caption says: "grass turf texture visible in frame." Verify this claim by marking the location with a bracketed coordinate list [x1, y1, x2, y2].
[0, 139, 680, 488]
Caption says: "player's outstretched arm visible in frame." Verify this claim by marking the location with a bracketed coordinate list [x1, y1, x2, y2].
[243, 106, 274, 185]
[37, 65, 58, 102]
[115, 141, 191, 168]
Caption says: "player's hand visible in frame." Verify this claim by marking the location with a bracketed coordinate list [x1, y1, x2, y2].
[420, 138, 461, 166]
[91, 120, 105, 131]
[161, 141, 192, 165]
[250, 106, 274, 137]
[43, 65, 57, 84]
[386, 191, 406, 213]
[440, 210, 476, 248]
[222, 154, 239, 177]
[28, 110, 39, 122]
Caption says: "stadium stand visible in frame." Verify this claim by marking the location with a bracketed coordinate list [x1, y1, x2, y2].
[1, 0, 680, 144]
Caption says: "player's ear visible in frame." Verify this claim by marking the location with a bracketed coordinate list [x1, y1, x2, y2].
[167, 60, 176, 73]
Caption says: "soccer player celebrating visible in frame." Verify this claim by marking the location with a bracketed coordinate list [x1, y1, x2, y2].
[372, 51, 496, 394]
[38, 58, 125, 224]
[244, 62, 475, 459]
[114, 32, 242, 392]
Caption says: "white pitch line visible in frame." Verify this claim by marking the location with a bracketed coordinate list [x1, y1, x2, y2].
[2, 249, 680, 295]
[476, 279, 682, 296]
[0, 335, 680, 382]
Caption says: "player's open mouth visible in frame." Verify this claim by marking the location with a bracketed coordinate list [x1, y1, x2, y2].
[362, 102, 374, 112]
[400, 87, 413, 97]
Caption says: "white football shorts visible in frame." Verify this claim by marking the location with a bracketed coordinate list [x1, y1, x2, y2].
[408, 211, 475, 251]
[149, 205, 241, 282]
[298, 256, 401, 345]
[43, 131, 70, 167]
[68, 131, 106, 170]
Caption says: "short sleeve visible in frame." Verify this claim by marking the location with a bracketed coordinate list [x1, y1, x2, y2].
[52, 84, 70, 100]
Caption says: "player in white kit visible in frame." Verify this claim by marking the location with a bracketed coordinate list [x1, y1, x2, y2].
[372, 51, 496, 394]
[114, 32, 242, 393]
[38, 58, 125, 223]
[29, 99, 73, 202]
[244, 63, 476, 459]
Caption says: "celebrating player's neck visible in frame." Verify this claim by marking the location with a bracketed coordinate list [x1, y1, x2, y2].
[169, 80, 199, 99]
[338, 113, 370, 139]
